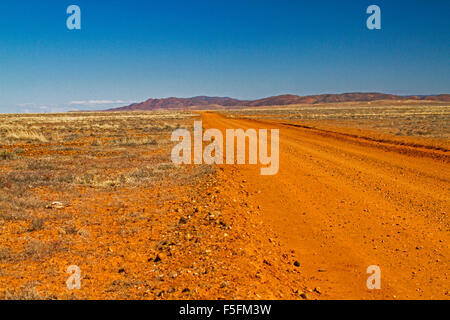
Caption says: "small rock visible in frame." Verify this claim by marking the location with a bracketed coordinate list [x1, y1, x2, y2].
[156, 274, 165, 281]
[157, 291, 164, 297]
[194, 207, 202, 213]
[293, 261, 300, 267]
[179, 217, 187, 224]
[154, 252, 166, 263]
[46, 201, 64, 209]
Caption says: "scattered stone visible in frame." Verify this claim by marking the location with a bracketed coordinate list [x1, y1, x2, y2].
[293, 260, 300, 267]
[194, 207, 202, 213]
[179, 217, 187, 224]
[300, 293, 309, 300]
[154, 252, 166, 263]
[156, 274, 165, 281]
[45, 201, 64, 209]
[156, 239, 168, 250]
[219, 221, 227, 228]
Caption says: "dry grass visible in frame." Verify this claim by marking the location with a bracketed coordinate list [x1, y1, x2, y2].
[0, 111, 192, 144]
[0, 110, 196, 223]
[224, 101, 450, 139]
[5, 130, 48, 143]
[28, 217, 45, 232]
[4, 283, 43, 300]
[0, 247, 12, 262]
[0, 111, 219, 300]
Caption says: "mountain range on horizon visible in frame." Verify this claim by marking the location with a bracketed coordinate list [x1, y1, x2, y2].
[105, 92, 450, 112]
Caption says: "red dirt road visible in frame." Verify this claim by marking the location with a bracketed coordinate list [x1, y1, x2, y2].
[202, 112, 449, 299]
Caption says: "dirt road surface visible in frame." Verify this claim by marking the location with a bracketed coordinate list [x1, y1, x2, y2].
[201, 112, 449, 299]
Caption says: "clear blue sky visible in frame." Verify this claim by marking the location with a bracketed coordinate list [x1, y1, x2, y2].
[0, 0, 449, 112]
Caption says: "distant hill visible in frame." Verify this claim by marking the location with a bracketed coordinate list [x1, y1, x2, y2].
[106, 93, 450, 111]
[107, 96, 246, 111]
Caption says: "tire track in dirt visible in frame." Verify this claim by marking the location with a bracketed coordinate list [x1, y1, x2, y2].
[202, 112, 449, 300]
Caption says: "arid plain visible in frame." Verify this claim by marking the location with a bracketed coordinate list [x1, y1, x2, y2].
[0, 100, 448, 299]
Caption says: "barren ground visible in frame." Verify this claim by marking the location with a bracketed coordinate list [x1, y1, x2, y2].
[0, 102, 448, 299]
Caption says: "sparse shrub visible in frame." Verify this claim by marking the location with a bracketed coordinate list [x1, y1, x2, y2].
[112, 136, 158, 146]
[13, 148, 25, 155]
[24, 239, 49, 260]
[129, 167, 156, 179]
[56, 173, 75, 184]
[91, 140, 102, 146]
[4, 283, 43, 300]
[63, 224, 78, 235]
[74, 173, 95, 185]
[28, 217, 45, 232]
[158, 163, 175, 171]
[27, 160, 57, 171]
[24, 239, 66, 260]
[0, 247, 12, 261]
[77, 228, 90, 238]
[0, 188, 41, 221]
[0, 150, 15, 160]
[5, 130, 48, 143]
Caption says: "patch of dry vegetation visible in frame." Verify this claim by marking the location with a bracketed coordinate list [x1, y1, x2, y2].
[0, 111, 215, 299]
[225, 101, 450, 139]
[5, 130, 48, 143]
